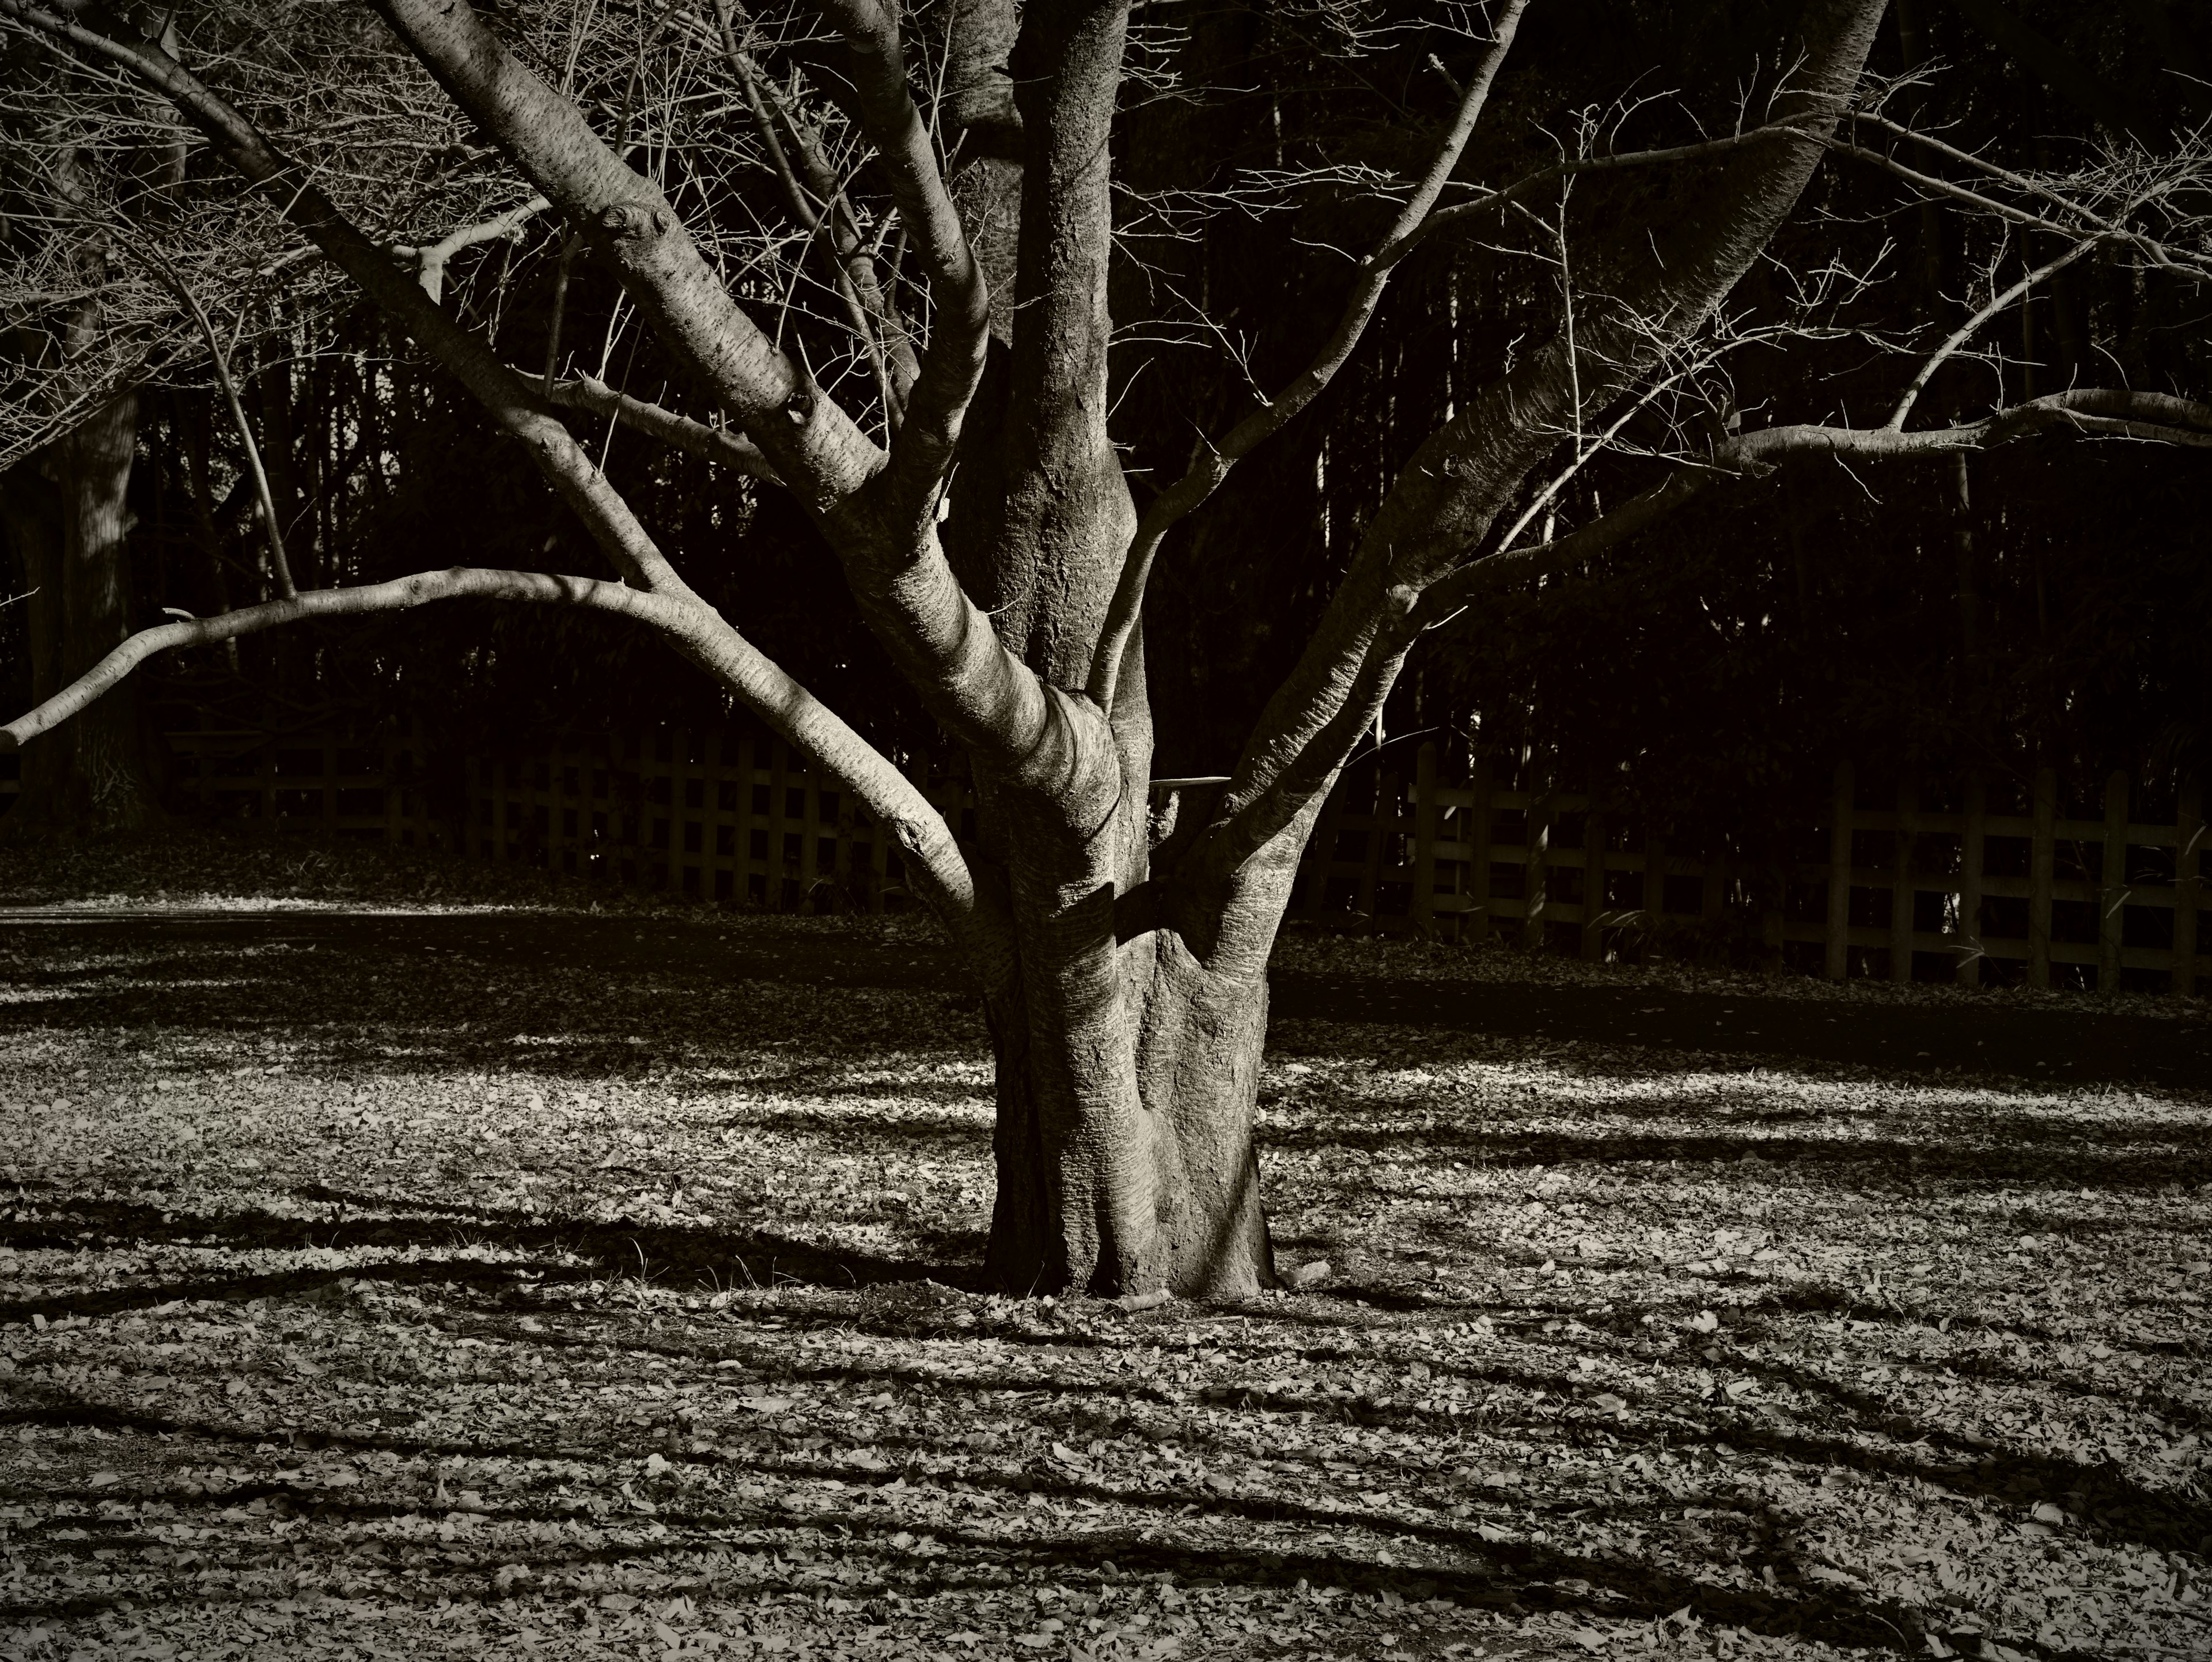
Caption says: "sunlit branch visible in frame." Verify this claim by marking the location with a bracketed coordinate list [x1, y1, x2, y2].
[0, 563, 983, 930]
[1886, 233, 2107, 429]
[1416, 388, 2212, 623]
[367, 0, 1058, 789]
[1083, 0, 1535, 713]
[109, 230, 295, 598]
[537, 369, 785, 484]
[392, 193, 551, 304]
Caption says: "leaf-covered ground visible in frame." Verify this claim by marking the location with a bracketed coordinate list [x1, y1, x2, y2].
[1, 842, 2207, 1661]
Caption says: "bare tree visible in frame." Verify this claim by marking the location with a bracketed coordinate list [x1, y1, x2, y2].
[4, 0, 2206, 1293]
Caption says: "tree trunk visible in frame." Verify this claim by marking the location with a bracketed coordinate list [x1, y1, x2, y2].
[984, 924, 1277, 1299]
[3, 392, 161, 837]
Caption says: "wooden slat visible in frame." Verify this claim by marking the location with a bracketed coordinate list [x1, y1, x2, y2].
[1825, 763, 1852, 980]
[2177, 782, 2202, 998]
[2029, 767, 2056, 990]
[1958, 775, 1985, 987]
[2099, 771, 2128, 994]
[1412, 744, 1439, 939]
[1889, 775, 1916, 982]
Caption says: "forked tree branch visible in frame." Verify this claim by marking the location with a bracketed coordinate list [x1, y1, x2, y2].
[1416, 388, 2212, 620]
[370, 0, 1065, 792]
[365, 0, 883, 510]
[1084, 0, 1533, 713]
[815, 0, 991, 527]
[1196, 0, 1891, 956]
[1080, 116, 1845, 717]
[0, 0, 990, 936]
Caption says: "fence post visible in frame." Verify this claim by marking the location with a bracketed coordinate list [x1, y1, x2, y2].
[2100, 771, 2128, 994]
[1524, 766, 1552, 951]
[1412, 743, 1439, 939]
[1825, 762, 1853, 980]
[1699, 844, 1726, 956]
[2177, 780, 2201, 997]
[1580, 802, 1606, 961]
[1465, 755, 1493, 942]
[1357, 770, 1393, 930]
[1643, 831, 1665, 963]
[1304, 779, 1350, 921]
[1957, 774, 1985, 986]
[2029, 767, 2056, 989]
[1889, 775, 1918, 982]
[770, 735, 793, 908]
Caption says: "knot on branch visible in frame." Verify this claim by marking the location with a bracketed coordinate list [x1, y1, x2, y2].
[597, 201, 667, 243]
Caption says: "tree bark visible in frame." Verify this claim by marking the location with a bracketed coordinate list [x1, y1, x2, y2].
[3, 392, 161, 836]
[985, 924, 1275, 1298]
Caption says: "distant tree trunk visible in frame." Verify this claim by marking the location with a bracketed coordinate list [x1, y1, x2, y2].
[3, 392, 161, 836]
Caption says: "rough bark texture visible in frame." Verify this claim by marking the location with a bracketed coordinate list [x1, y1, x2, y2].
[986, 926, 1275, 1298]
[3, 393, 160, 837]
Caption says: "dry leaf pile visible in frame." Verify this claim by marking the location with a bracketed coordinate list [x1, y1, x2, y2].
[0, 843, 2206, 1661]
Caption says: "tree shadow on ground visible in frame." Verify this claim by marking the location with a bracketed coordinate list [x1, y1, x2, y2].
[0, 1191, 988, 1324]
[0, 1381, 1963, 1656]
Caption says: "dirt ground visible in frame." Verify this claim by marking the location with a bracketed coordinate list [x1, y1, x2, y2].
[0, 839, 2207, 1661]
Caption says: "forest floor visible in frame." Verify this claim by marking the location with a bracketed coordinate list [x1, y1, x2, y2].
[0, 832, 2207, 1662]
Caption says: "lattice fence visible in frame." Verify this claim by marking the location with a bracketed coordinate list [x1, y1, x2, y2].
[1292, 748, 2204, 994]
[3, 728, 2200, 992]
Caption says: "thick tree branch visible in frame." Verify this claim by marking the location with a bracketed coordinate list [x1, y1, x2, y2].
[0, 562, 981, 929]
[1084, 0, 1533, 713]
[984, 0, 1138, 692]
[0, 0, 997, 936]
[1196, 0, 1891, 964]
[816, 0, 992, 527]
[368, 0, 886, 505]
[1081, 122, 1839, 715]
[373, 0, 1066, 792]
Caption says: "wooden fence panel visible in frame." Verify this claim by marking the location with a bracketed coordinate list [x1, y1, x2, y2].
[3, 722, 2202, 991]
[1286, 743, 2205, 997]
